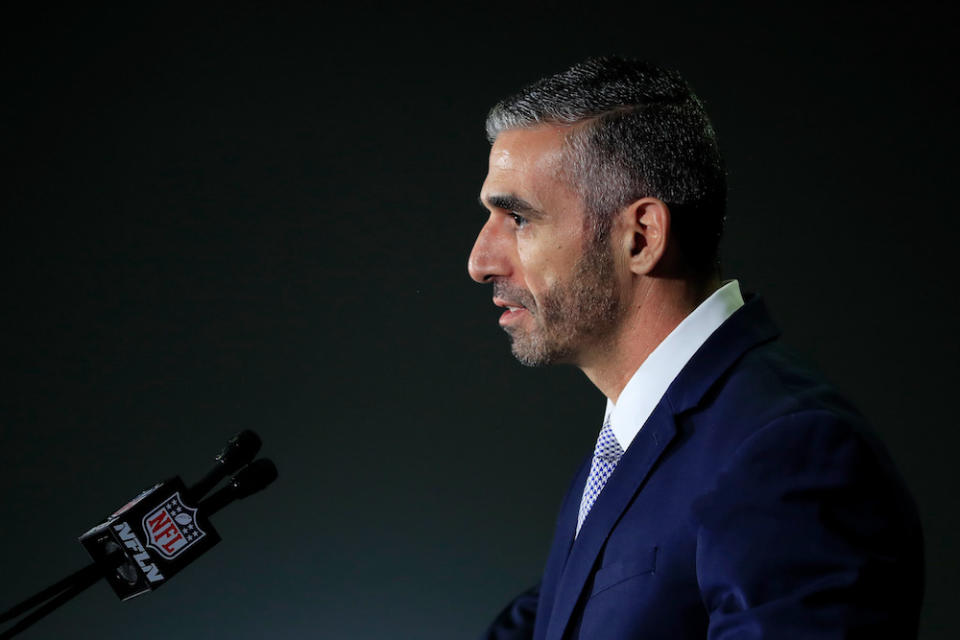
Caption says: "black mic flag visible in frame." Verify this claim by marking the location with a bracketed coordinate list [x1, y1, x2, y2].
[1, 432, 278, 639]
[79, 476, 220, 600]
[77, 431, 275, 601]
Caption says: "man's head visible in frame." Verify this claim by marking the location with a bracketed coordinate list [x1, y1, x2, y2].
[487, 56, 726, 270]
[469, 57, 725, 367]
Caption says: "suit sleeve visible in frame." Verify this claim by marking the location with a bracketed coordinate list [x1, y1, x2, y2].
[478, 584, 540, 640]
[694, 410, 924, 639]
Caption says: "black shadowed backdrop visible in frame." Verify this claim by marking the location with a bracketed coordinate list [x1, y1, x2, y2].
[1, 3, 956, 639]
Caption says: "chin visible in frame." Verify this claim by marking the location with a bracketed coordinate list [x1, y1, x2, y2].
[509, 336, 574, 368]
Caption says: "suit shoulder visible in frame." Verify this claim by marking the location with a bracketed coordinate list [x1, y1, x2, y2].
[684, 340, 913, 497]
[698, 340, 865, 435]
[686, 340, 920, 533]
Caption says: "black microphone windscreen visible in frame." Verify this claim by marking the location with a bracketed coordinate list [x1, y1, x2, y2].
[231, 459, 278, 500]
[197, 458, 278, 518]
[216, 430, 262, 474]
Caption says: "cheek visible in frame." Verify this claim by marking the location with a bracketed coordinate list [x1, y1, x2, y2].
[516, 219, 586, 290]
[524, 241, 583, 290]
[517, 244, 563, 293]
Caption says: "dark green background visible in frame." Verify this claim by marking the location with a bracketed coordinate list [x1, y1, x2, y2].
[2, 3, 956, 638]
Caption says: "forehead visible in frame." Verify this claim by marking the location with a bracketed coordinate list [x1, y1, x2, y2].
[481, 125, 575, 210]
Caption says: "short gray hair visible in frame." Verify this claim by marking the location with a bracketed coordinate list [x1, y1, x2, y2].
[486, 57, 726, 277]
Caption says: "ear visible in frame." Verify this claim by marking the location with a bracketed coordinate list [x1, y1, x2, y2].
[620, 197, 670, 276]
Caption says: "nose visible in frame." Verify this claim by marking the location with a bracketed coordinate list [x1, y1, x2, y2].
[468, 216, 511, 283]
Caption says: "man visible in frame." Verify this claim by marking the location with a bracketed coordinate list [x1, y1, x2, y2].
[468, 57, 923, 639]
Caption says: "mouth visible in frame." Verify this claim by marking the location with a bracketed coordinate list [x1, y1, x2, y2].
[494, 298, 529, 326]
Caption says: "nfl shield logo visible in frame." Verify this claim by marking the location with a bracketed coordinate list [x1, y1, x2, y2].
[141, 492, 206, 560]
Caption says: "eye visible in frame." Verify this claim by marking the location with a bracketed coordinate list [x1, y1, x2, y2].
[509, 212, 528, 228]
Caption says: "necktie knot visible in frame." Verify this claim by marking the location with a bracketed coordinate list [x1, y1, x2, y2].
[593, 420, 623, 462]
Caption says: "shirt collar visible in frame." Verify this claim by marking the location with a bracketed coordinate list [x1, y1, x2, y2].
[605, 280, 745, 451]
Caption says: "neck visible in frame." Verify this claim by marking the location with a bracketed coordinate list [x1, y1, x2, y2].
[579, 274, 720, 403]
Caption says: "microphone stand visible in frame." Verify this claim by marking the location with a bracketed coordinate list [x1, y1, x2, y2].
[0, 453, 276, 638]
[0, 550, 121, 639]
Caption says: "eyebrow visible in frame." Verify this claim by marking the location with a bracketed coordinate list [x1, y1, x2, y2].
[480, 193, 544, 218]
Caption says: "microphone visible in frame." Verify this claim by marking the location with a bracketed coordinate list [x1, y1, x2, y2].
[188, 430, 262, 501]
[2, 432, 278, 638]
[200, 459, 279, 517]
[77, 432, 276, 601]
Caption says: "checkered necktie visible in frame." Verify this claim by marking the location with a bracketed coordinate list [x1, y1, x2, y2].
[576, 417, 624, 536]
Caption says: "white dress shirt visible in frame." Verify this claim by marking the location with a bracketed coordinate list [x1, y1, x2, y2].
[606, 280, 745, 451]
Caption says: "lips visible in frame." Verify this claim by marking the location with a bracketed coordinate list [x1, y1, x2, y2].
[494, 298, 526, 312]
[493, 298, 530, 327]
[491, 283, 536, 328]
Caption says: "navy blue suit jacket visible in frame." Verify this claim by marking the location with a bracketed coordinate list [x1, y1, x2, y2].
[483, 296, 923, 639]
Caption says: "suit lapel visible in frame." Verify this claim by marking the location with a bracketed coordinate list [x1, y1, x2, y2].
[533, 458, 590, 640]
[543, 404, 678, 640]
[540, 295, 780, 640]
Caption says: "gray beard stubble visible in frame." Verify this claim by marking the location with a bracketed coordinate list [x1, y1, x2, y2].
[501, 240, 621, 367]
